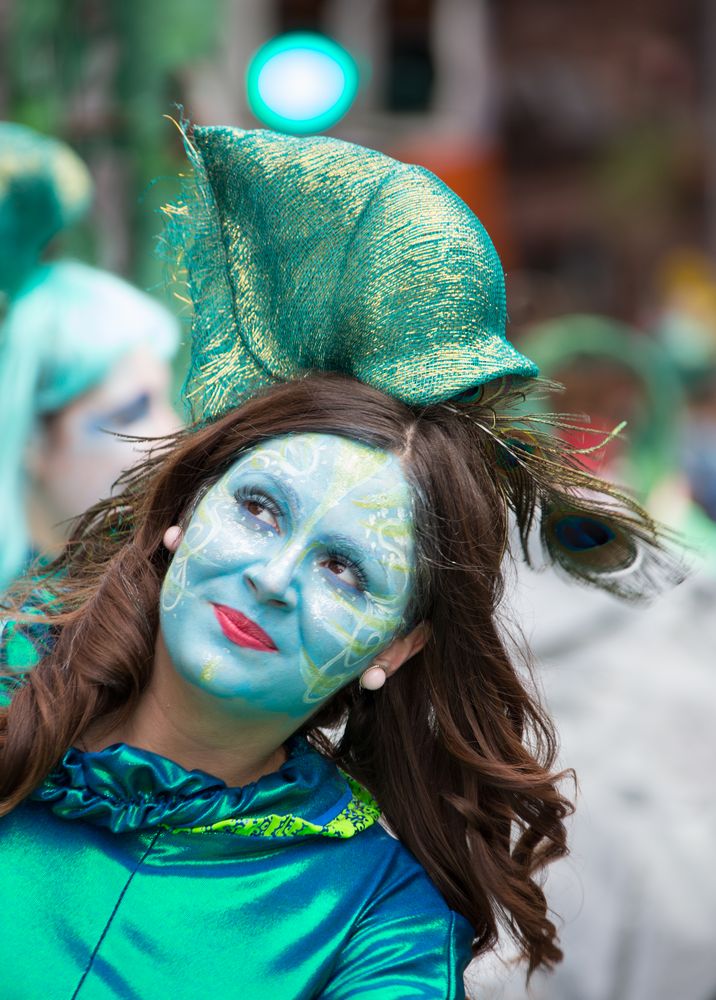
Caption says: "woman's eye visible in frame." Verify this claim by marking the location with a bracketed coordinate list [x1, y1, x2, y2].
[101, 392, 151, 429]
[321, 557, 363, 591]
[242, 500, 279, 530]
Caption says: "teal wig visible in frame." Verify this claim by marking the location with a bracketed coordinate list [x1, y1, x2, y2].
[0, 260, 180, 590]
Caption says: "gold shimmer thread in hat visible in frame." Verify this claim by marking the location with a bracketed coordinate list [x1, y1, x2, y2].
[161, 124, 537, 418]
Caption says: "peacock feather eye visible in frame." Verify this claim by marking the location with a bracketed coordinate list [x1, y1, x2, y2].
[495, 432, 539, 470]
[542, 505, 637, 576]
[552, 515, 616, 551]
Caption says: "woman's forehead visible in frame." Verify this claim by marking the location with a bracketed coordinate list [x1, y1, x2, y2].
[225, 433, 412, 507]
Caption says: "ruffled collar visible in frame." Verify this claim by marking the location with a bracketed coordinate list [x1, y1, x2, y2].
[32, 737, 379, 840]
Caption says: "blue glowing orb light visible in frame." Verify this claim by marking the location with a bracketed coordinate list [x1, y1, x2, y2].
[247, 32, 359, 134]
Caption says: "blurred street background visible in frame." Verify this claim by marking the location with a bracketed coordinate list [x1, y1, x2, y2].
[2, 3, 716, 999]
[2, 1, 715, 324]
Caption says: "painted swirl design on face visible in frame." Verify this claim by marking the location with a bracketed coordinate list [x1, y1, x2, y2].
[289, 442, 413, 703]
[162, 500, 225, 612]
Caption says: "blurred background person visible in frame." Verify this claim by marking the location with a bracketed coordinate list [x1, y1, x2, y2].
[0, 260, 181, 594]
[653, 249, 716, 527]
[0, 123, 182, 675]
[0, 121, 181, 595]
[521, 313, 716, 566]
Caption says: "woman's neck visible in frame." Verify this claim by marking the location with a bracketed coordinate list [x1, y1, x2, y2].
[80, 633, 288, 787]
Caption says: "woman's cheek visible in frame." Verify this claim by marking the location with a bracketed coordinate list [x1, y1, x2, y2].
[296, 585, 375, 707]
[300, 579, 348, 665]
[301, 581, 389, 678]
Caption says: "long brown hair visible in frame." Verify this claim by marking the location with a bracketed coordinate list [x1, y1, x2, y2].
[1, 373, 572, 974]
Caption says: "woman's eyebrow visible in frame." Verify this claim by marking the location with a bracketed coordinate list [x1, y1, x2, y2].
[251, 470, 302, 516]
[84, 391, 151, 431]
[328, 531, 387, 575]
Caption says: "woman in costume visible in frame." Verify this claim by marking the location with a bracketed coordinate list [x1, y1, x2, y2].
[0, 123, 181, 600]
[0, 126, 677, 999]
[0, 260, 181, 598]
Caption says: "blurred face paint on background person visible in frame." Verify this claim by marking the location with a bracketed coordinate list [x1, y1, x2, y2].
[160, 433, 416, 720]
[30, 345, 180, 525]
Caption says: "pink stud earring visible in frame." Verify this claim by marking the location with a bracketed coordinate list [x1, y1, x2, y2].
[360, 662, 387, 691]
[162, 525, 183, 553]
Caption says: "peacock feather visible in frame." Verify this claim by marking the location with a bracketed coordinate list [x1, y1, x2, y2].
[446, 376, 685, 600]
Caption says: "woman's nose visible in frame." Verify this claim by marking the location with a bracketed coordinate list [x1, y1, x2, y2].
[243, 556, 299, 610]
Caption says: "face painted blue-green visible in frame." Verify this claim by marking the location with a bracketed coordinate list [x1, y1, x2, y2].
[160, 433, 416, 719]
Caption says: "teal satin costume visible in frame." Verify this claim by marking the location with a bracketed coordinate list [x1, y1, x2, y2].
[0, 685, 473, 999]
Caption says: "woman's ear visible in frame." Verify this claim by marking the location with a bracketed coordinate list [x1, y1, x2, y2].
[379, 622, 430, 679]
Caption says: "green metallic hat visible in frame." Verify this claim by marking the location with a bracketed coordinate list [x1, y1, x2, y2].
[163, 124, 537, 417]
[0, 122, 92, 300]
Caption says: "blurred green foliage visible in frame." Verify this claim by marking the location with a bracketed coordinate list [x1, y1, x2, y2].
[4, 0, 225, 288]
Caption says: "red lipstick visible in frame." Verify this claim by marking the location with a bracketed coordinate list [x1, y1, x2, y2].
[212, 604, 277, 652]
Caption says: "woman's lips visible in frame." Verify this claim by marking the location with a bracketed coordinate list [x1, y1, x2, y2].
[212, 604, 277, 652]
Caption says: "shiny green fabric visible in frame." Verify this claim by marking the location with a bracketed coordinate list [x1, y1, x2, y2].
[0, 571, 54, 670]
[163, 124, 537, 418]
[0, 688, 473, 998]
